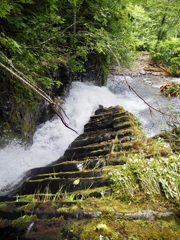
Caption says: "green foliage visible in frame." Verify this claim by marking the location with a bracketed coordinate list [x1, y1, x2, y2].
[0, 0, 136, 92]
[144, 0, 180, 41]
[0, 0, 63, 90]
[129, 4, 156, 50]
[150, 38, 180, 74]
[110, 152, 180, 202]
[131, 0, 180, 49]
[12, 215, 35, 229]
[130, 0, 180, 73]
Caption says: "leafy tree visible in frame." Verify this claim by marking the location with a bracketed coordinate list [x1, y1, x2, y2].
[151, 38, 180, 74]
[0, 0, 63, 90]
[130, 0, 180, 73]
[0, 0, 137, 88]
[130, 0, 180, 49]
[129, 4, 156, 50]
[144, 0, 180, 45]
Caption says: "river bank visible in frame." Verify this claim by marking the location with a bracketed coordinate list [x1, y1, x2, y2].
[110, 52, 171, 77]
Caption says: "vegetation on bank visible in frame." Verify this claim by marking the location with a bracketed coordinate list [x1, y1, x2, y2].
[1, 0, 179, 89]
[0, 0, 136, 90]
[110, 152, 180, 202]
[130, 0, 180, 75]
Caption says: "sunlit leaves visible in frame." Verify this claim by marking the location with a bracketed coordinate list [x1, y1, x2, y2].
[0, 0, 14, 18]
[150, 38, 180, 74]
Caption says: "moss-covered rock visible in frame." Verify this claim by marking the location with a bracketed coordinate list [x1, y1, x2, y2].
[0, 105, 179, 239]
[0, 77, 44, 143]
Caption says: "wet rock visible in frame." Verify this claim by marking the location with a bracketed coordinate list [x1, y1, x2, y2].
[8, 105, 140, 197]
[124, 210, 174, 220]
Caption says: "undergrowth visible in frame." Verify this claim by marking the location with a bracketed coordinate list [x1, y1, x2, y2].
[110, 153, 180, 202]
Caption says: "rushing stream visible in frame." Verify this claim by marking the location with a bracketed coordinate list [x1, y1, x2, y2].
[0, 75, 179, 195]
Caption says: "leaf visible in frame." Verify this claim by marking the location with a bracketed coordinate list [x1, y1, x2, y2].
[73, 179, 80, 185]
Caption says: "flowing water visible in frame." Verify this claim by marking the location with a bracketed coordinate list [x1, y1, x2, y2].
[0, 75, 179, 195]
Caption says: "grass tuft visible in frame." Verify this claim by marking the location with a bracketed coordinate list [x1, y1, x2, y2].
[110, 153, 180, 202]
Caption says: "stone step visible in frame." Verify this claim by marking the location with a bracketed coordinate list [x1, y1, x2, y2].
[67, 148, 110, 159]
[36, 210, 102, 220]
[70, 133, 112, 148]
[92, 106, 127, 118]
[64, 138, 136, 159]
[87, 115, 131, 128]
[64, 141, 111, 158]
[52, 158, 126, 170]
[25, 158, 126, 181]
[85, 120, 132, 133]
[30, 169, 105, 181]
[18, 177, 111, 195]
[113, 122, 132, 131]
[15, 186, 111, 202]
[70, 130, 134, 148]
[0, 210, 27, 220]
[29, 157, 127, 182]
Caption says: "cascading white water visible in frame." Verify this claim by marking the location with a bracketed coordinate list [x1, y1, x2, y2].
[0, 77, 179, 194]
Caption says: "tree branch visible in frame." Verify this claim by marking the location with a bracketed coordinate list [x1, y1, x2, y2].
[107, 45, 166, 116]
[0, 56, 78, 135]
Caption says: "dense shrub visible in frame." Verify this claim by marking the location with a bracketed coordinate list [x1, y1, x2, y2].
[150, 38, 180, 74]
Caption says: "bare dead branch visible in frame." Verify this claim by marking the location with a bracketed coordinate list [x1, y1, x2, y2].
[107, 45, 166, 116]
[0, 56, 78, 135]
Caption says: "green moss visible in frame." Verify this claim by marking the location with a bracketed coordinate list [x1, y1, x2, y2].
[69, 215, 180, 240]
[57, 204, 79, 213]
[12, 215, 36, 229]
[15, 194, 35, 202]
[0, 202, 10, 211]
[0, 202, 16, 212]
[132, 136, 172, 157]
[1, 194, 179, 240]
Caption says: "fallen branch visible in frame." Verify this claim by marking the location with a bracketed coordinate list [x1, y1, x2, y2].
[0, 56, 78, 134]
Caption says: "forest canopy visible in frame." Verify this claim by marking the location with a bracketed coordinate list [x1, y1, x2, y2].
[0, 0, 136, 90]
[130, 0, 180, 74]
[0, 0, 180, 89]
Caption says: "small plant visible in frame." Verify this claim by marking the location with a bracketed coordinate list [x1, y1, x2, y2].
[32, 184, 53, 202]
[110, 153, 180, 202]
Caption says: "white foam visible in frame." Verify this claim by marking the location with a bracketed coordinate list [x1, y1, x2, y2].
[0, 80, 178, 193]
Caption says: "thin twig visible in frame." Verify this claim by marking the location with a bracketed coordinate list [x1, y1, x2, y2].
[107, 45, 166, 116]
[0, 56, 78, 134]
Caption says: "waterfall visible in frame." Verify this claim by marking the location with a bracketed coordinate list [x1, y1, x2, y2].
[0, 77, 179, 194]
